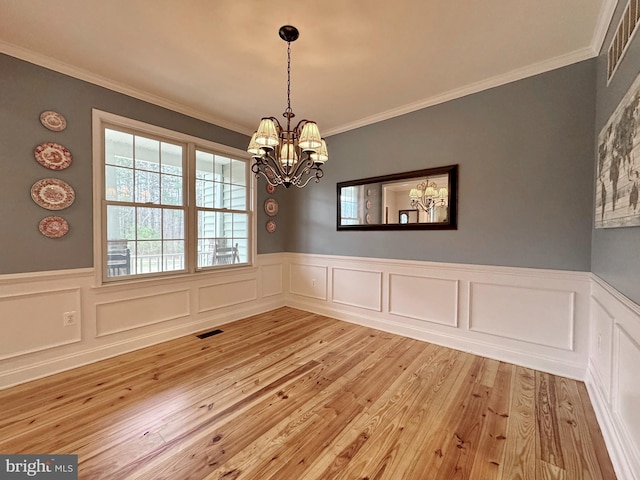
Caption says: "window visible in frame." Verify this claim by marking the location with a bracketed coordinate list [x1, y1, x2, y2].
[340, 186, 361, 225]
[94, 110, 253, 282]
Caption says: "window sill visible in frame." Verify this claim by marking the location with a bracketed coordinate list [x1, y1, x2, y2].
[91, 263, 259, 292]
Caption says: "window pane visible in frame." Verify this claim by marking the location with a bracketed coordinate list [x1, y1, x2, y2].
[232, 213, 248, 237]
[137, 207, 162, 240]
[135, 240, 163, 274]
[105, 129, 133, 167]
[230, 184, 246, 210]
[163, 240, 184, 272]
[161, 142, 182, 175]
[163, 209, 184, 240]
[135, 136, 160, 172]
[195, 179, 216, 208]
[196, 150, 214, 180]
[198, 210, 217, 238]
[231, 159, 246, 186]
[105, 165, 133, 202]
[215, 155, 231, 180]
[107, 205, 135, 240]
[135, 170, 160, 203]
[234, 238, 248, 263]
[161, 174, 182, 206]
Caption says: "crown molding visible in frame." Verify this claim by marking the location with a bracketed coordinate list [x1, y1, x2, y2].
[0, 40, 253, 136]
[324, 46, 597, 136]
[591, 0, 620, 55]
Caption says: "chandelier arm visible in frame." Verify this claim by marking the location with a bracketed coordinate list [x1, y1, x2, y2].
[294, 166, 324, 188]
[289, 156, 314, 180]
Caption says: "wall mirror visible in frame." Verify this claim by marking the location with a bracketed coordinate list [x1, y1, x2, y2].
[337, 165, 458, 230]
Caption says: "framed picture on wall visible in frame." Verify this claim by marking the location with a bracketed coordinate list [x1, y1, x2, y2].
[595, 71, 640, 228]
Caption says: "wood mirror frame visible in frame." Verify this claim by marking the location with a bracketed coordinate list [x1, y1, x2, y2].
[337, 164, 458, 231]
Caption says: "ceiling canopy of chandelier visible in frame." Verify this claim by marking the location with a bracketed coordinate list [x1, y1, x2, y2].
[247, 25, 328, 189]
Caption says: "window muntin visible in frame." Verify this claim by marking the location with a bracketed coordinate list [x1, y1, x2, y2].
[101, 118, 251, 282]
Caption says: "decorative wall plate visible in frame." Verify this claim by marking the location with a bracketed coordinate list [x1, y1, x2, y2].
[366, 199, 372, 209]
[264, 198, 279, 217]
[31, 178, 75, 210]
[34, 142, 73, 170]
[365, 213, 372, 224]
[38, 216, 69, 238]
[266, 183, 276, 194]
[266, 220, 277, 233]
[40, 111, 67, 132]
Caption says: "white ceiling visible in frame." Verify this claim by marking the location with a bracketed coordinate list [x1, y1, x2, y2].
[0, 0, 616, 137]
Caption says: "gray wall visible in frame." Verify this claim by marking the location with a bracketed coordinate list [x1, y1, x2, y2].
[592, 2, 640, 305]
[0, 53, 260, 274]
[284, 59, 597, 272]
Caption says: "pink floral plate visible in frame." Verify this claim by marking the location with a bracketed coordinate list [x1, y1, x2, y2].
[266, 183, 276, 194]
[38, 216, 69, 238]
[264, 198, 278, 217]
[40, 111, 67, 132]
[31, 178, 75, 210]
[34, 142, 73, 170]
[266, 220, 277, 233]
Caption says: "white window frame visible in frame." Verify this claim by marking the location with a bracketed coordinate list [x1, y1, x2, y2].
[92, 109, 255, 285]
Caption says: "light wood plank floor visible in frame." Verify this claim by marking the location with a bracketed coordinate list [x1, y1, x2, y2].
[0, 307, 616, 479]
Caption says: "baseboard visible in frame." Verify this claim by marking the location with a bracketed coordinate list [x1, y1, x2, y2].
[586, 362, 638, 480]
[287, 296, 586, 380]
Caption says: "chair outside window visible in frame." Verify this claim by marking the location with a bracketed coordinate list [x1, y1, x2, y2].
[107, 240, 131, 277]
[213, 242, 239, 265]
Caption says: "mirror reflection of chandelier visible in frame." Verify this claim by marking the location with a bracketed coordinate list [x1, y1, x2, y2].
[409, 181, 448, 217]
[247, 25, 328, 189]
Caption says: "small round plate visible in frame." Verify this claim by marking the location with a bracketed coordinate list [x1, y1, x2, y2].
[34, 142, 73, 170]
[266, 183, 276, 194]
[264, 198, 279, 217]
[266, 220, 277, 233]
[38, 216, 69, 238]
[40, 111, 67, 132]
[31, 178, 75, 210]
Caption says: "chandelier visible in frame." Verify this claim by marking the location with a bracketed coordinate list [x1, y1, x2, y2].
[247, 25, 328, 189]
[409, 181, 448, 215]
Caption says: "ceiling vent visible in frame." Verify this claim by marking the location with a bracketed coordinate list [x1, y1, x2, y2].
[608, 0, 640, 83]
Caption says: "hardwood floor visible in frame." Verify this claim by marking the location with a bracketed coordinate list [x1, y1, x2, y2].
[0, 307, 616, 479]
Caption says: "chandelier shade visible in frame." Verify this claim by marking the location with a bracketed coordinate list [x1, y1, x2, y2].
[248, 25, 328, 189]
[409, 179, 448, 220]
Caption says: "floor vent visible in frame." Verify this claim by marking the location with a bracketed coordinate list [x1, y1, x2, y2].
[196, 329, 224, 339]
[608, 0, 640, 82]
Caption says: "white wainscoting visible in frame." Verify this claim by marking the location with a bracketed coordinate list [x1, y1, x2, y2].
[1, 253, 638, 479]
[588, 277, 640, 480]
[284, 253, 591, 380]
[0, 255, 286, 389]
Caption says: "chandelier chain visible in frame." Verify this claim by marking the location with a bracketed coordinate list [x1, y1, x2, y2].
[285, 41, 292, 118]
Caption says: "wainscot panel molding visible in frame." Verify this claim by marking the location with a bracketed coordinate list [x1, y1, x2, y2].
[289, 263, 328, 300]
[96, 289, 191, 336]
[588, 275, 640, 480]
[283, 253, 591, 380]
[0, 254, 287, 389]
[468, 282, 575, 351]
[332, 268, 382, 311]
[388, 274, 459, 327]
